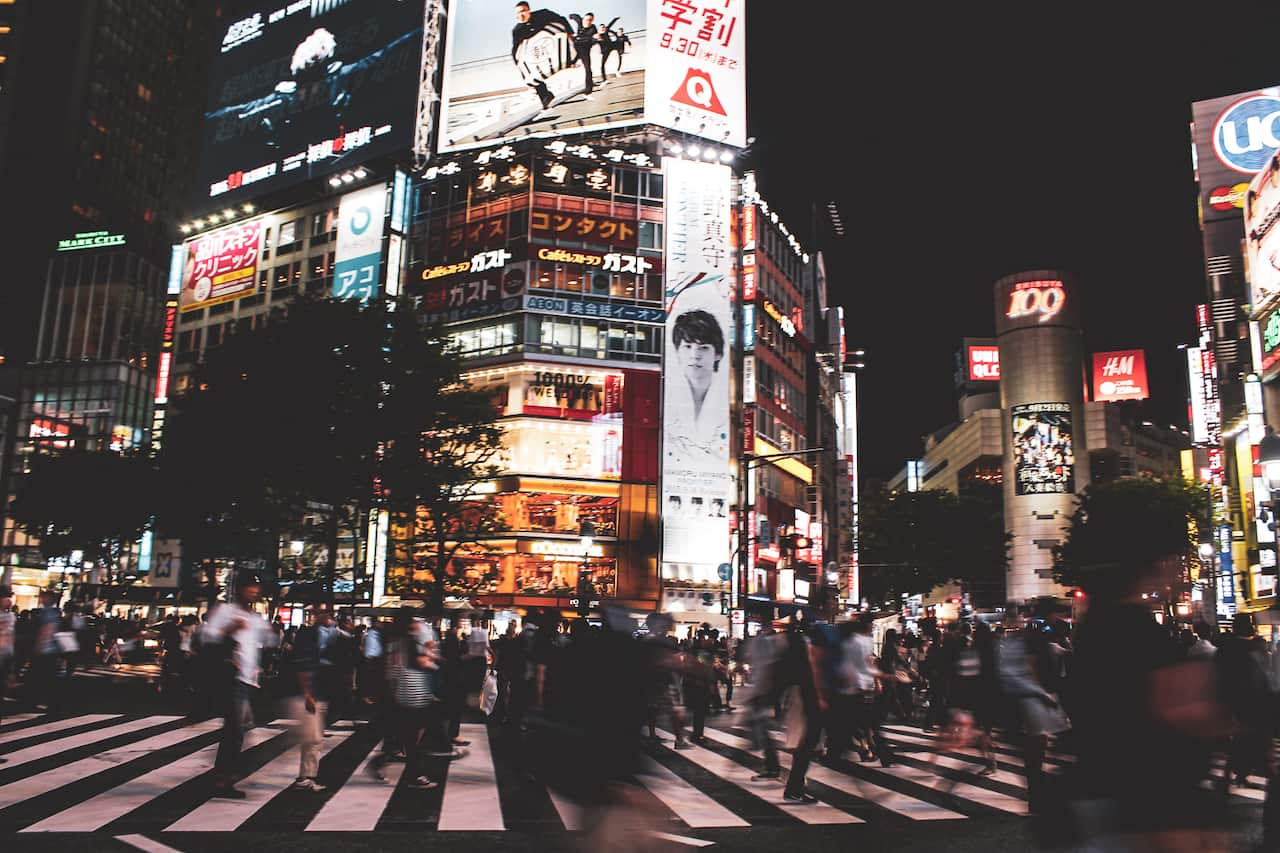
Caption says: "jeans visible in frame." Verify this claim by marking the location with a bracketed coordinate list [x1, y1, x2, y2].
[748, 699, 780, 774]
[289, 696, 327, 780]
[215, 681, 254, 784]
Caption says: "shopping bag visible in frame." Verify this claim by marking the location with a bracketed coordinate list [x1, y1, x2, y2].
[54, 631, 80, 654]
[481, 669, 499, 717]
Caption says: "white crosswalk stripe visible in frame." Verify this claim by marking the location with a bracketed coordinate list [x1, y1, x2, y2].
[11, 713, 1266, 835]
[701, 726, 965, 820]
[0, 716, 180, 773]
[0, 714, 120, 747]
[438, 723, 504, 830]
[655, 729, 863, 824]
[24, 726, 289, 832]
[305, 744, 405, 832]
[165, 732, 351, 831]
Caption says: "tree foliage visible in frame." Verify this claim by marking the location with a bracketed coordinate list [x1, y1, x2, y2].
[1053, 477, 1209, 593]
[9, 450, 159, 588]
[858, 487, 1010, 605]
[161, 295, 504, 607]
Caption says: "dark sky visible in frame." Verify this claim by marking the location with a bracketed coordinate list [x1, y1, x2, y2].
[746, 0, 1280, 479]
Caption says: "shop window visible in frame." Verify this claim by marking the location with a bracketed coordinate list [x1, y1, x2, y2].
[638, 221, 662, 249]
[515, 556, 616, 597]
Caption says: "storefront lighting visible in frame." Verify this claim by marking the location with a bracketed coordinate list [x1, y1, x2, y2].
[222, 209, 235, 219]
[329, 176, 342, 187]
[341, 173, 356, 184]
[702, 148, 717, 161]
[180, 225, 192, 234]
[719, 150, 734, 163]
[289, 540, 305, 556]
[686, 145, 701, 158]
[243, 204, 255, 213]
[207, 213, 221, 224]
[1198, 542, 1216, 560]
[354, 168, 369, 179]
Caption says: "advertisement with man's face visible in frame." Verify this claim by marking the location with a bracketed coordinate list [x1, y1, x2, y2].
[1246, 154, 1280, 312]
[179, 220, 264, 313]
[1012, 403, 1075, 496]
[661, 157, 732, 577]
[439, 0, 647, 151]
[196, 0, 423, 207]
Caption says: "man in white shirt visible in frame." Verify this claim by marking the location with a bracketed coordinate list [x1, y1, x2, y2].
[202, 572, 271, 799]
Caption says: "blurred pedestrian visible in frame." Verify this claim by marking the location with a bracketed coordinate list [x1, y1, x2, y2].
[288, 603, 339, 792]
[201, 573, 272, 799]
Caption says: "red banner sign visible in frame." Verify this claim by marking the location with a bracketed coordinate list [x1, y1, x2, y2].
[967, 345, 1001, 381]
[180, 221, 262, 313]
[1092, 349, 1149, 402]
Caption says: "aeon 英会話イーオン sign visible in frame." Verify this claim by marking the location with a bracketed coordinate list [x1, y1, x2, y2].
[1213, 94, 1280, 174]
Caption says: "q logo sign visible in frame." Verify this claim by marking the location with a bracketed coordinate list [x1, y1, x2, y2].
[1007, 280, 1066, 324]
[1213, 94, 1280, 174]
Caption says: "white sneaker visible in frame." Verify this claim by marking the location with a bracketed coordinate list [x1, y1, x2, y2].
[292, 778, 327, 792]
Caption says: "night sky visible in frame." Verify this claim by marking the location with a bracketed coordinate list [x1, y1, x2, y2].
[746, 0, 1280, 479]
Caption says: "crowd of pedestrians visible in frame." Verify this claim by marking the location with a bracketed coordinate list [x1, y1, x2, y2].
[8, 567, 1280, 846]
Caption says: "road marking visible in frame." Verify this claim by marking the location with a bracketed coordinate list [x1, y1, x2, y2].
[24, 726, 286, 832]
[637, 755, 749, 828]
[879, 730, 1028, 788]
[306, 745, 406, 832]
[115, 834, 185, 853]
[701, 726, 963, 820]
[547, 787, 583, 831]
[165, 733, 349, 831]
[438, 723, 504, 831]
[656, 730, 862, 824]
[0, 718, 220, 814]
[651, 830, 716, 847]
[0, 716, 179, 773]
[0, 714, 119, 746]
[0, 714, 41, 729]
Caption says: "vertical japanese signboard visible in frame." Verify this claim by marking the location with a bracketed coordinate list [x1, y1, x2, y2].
[662, 157, 733, 581]
[179, 220, 264, 313]
[332, 183, 387, 301]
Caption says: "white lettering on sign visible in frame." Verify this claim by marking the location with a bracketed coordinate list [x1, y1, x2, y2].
[470, 249, 512, 273]
[1006, 280, 1066, 323]
[1099, 355, 1135, 377]
[602, 253, 654, 274]
[529, 540, 605, 558]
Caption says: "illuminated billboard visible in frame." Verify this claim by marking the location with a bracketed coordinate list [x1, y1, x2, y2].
[995, 273, 1077, 335]
[332, 183, 388, 301]
[1092, 349, 1149, 402]
[1246, 152, 1280, 311]
[437, 0, 745, 153]
[1192, 88, 1280, 224]
[661, 157, 733, 581]
[1012, 403, 1075, 496]
[196, 0, 424, 207]
[966, 343, 1000, 382]
[179, 220, 264, 313]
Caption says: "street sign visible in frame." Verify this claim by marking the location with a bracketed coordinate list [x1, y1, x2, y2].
[717, 562, 733, 581]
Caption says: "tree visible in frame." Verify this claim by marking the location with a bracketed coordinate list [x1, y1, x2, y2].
[858, 487, 1010, 606]
[161, 295, 504, 608]
[1053, 477, 1209, 595]
[9, 450, 159, 595]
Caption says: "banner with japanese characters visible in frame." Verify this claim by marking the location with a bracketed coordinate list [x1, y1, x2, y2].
[1012, 403, 1075, 496]
[179, 220, 263, 313]
[661, 157, 733, 582]
[645, 0, 746, 147]
[332, 183, 388, 301]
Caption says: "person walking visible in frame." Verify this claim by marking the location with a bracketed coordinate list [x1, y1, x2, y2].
[0, 585, 14, 761]
[201, 572, 273, 799]
[571, 12, 600, 96]
[368, 607, 446, 788]
[289, 603, 339, 792]
[743, 626, 783, 779]
[781, 622, 825, 804]
[835, 616, 893, 766]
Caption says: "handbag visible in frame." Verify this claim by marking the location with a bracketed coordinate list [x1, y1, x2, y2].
[54, 631, 80, 654]
[481, 668, 499, 716]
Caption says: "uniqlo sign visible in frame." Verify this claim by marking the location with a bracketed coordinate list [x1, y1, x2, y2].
[1092, 350, 1149, 402]
[967, 345, 1001, 382]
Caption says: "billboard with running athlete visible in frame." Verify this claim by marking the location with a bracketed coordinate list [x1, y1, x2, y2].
[196, 0, 424, 208]
[439, 0, 648, 152]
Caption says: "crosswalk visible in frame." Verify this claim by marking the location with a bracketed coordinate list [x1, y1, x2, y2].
[0, 712, 1264, 836]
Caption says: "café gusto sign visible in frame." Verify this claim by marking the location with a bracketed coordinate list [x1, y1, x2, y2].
[1006, 279, 1066, 323]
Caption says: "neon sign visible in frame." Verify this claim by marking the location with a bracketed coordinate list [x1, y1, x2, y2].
[1006, 279, 1066, 323]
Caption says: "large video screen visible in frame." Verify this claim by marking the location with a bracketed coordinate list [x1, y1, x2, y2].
[1012, 403, 1075, 496]
[196, 0, 424, 208]
[438, 0, 745, 153]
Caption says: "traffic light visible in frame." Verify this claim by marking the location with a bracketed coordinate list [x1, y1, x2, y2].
[779, 533, 795, 557]
[793, 535, 810, 552]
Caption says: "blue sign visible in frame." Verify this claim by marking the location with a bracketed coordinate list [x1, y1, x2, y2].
[523, 295, 665, 323]
[742, 304, 756, 349]
[1213, 94, 1280, 174]
[717, 562, 733, 582]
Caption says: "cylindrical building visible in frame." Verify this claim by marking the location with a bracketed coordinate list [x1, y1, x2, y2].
[995, 270, 1090, 602]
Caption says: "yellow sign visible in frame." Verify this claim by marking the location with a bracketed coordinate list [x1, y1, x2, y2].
[529, 540, 605, 558]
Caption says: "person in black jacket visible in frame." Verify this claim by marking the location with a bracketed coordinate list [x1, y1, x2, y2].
[511, 3, 572, 109]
